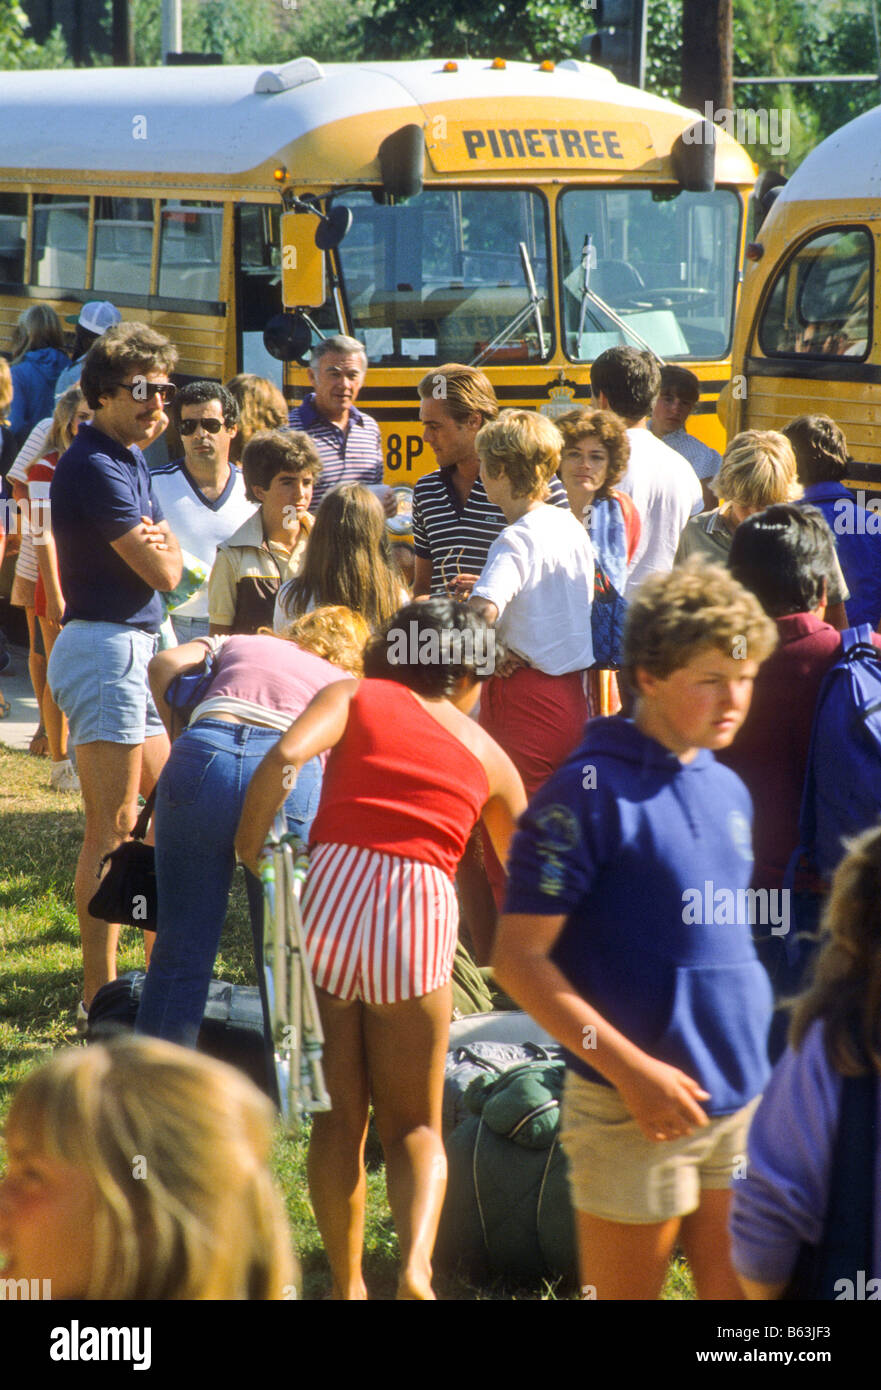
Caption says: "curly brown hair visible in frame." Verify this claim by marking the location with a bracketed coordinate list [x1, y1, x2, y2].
[556, 408, 631, 500]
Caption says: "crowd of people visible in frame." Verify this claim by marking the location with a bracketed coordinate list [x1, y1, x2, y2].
[2, 307, 881, 1303]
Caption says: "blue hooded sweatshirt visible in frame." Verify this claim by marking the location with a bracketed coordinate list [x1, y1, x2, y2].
[9, 347, 70, 447]
[504, 716, 773, 1115]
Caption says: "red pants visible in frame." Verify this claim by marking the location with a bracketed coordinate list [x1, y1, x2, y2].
[478, 666, 588, 904]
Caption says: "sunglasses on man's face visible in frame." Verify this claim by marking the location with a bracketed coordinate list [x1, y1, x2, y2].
[112, 380, 177, 403]
[179, 416, 225, 436]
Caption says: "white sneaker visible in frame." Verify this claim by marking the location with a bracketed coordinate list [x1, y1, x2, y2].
[50, 760, 81, 793]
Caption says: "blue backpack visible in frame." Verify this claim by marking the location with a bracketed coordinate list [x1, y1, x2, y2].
[790, 625, 881, 882]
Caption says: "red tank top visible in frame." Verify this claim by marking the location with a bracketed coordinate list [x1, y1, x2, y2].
[309, 679, 491, 878]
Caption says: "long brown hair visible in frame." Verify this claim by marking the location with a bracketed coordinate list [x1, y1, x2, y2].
[276, 484, 402, 632]
[10, 304, 66, 362]
[225, 374, 288, 465]
[790, 825, 881, 1075]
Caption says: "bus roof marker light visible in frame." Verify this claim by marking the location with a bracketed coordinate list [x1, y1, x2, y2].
[746, 243, 764, 262]
[491, 57, 507, 69]
[443, 61, 458, 72]
[539, 61, 555, 72]
[255, 57, 324, 94]
[273, 166, 287, 183]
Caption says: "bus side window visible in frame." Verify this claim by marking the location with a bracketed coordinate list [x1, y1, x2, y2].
[759, 227, 873, 360]
[93, 197, 153, 296]
[158, 201, 222, 302]
[0, 193, 27, 285]
[32, 194, 88, 290]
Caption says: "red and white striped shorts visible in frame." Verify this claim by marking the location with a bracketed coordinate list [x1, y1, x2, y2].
[300, 843, 460, 1004]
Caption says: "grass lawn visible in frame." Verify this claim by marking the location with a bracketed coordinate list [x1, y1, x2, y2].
[0, 744, 695, 1301]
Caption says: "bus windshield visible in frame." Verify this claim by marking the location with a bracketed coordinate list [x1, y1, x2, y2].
[559, 187, 741, 362]
[333, 187, 551, 367]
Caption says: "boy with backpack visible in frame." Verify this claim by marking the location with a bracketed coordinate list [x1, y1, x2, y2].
[492, 560, 778, 1299]
[724, 504, 881, 1055]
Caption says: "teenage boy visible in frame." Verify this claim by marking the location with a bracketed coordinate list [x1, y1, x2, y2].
[650, 364, 721, 511]
[492, 560, 778, 1300]
[208, 429, 319, 634]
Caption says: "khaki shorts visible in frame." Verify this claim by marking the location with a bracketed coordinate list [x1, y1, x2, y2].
[560, 1069, 759, 1224]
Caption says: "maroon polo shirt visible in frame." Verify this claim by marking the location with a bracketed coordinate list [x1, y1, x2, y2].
[718, 614, 881, 889]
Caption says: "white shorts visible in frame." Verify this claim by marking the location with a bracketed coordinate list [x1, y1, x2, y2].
[301, 843, 459, 1004]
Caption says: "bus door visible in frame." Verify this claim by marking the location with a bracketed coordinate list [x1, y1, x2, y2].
[739, 224, 879, 485]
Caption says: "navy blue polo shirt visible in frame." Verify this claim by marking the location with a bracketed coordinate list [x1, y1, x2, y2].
[50, 423, 166, 631]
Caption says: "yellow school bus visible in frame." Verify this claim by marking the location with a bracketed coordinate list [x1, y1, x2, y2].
[0, 57, 756, 481]
[722, 104, 881, 489]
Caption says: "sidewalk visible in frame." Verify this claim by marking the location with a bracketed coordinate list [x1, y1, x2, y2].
[0, 643, 43, 753]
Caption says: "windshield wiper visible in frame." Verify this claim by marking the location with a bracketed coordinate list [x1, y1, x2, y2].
[470, 241, 548, 367]
[574, 233, 663, 362]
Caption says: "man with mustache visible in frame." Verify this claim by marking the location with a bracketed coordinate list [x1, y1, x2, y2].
[47, 323, 182, 1020]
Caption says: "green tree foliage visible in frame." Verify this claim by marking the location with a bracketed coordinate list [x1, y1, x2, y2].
[0, 0, 68, 68]
[733, 0, 880, 171]
[362, 0, 589, 62]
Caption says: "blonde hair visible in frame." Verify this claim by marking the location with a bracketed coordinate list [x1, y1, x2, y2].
[5, 1037, 296, 1300]
[226, 375, 289, 466]
[271, 604, 369, 675]
[475, 408, 561, 500]
[417, 363, 498, 425]
[622, 558, 778, 686]
[46, 386, 86, 454]
[714, 430, 801, 509]
[0, 357, 12, 419]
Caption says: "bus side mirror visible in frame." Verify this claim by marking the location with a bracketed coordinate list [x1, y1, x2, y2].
[671, 120, 716, 192]
[378, 124, 424, 201]
[752, 170, 787, 232]
[315, 205, 352, 251]
[263, 311, 312, 363]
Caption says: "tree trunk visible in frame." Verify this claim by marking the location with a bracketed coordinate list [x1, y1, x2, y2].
[681, 0, 733, 114]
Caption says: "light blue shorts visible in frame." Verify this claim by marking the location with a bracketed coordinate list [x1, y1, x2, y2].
[48, 620, 165, 747]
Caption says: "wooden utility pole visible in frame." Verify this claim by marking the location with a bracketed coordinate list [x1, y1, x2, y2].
[681, 0, 733, 113]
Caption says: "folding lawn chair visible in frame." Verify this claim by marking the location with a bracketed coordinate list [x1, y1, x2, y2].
[259, 815, 331, 1130]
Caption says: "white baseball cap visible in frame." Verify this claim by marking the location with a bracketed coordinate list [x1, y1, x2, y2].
[67, 301, 122, 335]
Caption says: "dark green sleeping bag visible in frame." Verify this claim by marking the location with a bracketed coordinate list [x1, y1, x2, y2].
[435, 1060, 577, 1285]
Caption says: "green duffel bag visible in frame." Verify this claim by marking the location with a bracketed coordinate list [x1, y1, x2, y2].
[435, 1060, 577, 1286]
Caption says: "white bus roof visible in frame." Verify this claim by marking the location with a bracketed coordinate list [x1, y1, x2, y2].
[0, 58, 752, 183]
[776, 103, 881, 204]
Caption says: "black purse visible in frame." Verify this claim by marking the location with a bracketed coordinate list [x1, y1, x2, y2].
[87, 788, 157, 933]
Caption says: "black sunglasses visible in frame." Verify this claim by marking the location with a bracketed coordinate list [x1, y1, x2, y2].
[112, 380, 177, 403]
[179, 416, 225, 436]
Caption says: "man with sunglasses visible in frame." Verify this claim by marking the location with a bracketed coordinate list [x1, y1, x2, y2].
[150, 381, 255, 642]
[47, 323, 183, 1019]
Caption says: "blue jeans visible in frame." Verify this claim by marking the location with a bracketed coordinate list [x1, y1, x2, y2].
[134, 719, 322, 1051]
